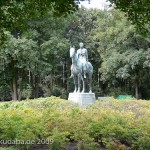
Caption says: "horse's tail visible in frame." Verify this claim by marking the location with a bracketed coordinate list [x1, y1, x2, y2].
[87, 62, 93, 73]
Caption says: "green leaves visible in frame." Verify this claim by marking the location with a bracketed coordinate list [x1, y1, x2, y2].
[88, 9, 150, 98]
[1, 32, 38, 68]
[0, 0, 78, 45]
[108, 0, 150, 36]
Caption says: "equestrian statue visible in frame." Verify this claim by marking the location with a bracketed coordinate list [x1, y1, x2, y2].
[69, 43, 93, 93]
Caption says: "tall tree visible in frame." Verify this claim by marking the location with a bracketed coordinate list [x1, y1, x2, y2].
[0, 32, 37, 100]
[89, 9, 150, 99]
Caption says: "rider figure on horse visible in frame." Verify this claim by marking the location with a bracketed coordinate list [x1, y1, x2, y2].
[77, 42, 88, 78]
[70, 42, 88, 79]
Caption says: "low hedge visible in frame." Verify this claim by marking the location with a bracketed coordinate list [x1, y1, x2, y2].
[0, 97, 150, 150]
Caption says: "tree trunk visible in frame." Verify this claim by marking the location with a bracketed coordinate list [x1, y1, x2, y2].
[31, 73, 35, 98]
[31, 75, 39, 98]
[135, 80, 139, 99]
[62, 59, 67, 89]
[135, 79, 141, 100]
[34, 75, 39, 98]
[10, 60, 18, 100]
[10, 27, 20, 100]
[12, 75, 18, 100]
[98, 70, 100, 88]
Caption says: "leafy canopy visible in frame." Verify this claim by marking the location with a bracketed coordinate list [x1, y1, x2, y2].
[109, 0, 150, 35]
[0, 0, 77, 44]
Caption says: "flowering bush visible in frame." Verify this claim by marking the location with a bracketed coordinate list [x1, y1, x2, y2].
[0, 97, 150, 150]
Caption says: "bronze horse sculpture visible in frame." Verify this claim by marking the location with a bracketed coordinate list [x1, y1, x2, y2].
[69, 47, 93, 93]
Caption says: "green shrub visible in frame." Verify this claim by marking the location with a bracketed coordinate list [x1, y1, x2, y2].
[108, 87, 128, 98]
[0, 97, 150, 150]
[52, 88, 62, 97]
[0, 148, 16, 150]
[49, 129, 69, 150]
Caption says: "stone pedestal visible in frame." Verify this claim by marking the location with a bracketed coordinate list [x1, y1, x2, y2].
[68, 93, 96, 107]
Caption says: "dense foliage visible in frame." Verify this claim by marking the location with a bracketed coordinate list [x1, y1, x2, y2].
[0, 8, 100, 101]
[88, 10, 150, 99]
[0, 0, 77, 44]
[0, 97, 150, 150]
[0, 7, 150, 100]
[109, 0, 150, 35]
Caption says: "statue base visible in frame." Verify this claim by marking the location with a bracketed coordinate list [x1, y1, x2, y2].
[68, 93, 96, 107]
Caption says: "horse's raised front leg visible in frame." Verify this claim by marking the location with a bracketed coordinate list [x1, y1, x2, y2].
[73, 76, 77, 93]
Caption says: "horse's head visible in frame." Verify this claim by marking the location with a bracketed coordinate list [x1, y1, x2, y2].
[70, 47, 75, 58]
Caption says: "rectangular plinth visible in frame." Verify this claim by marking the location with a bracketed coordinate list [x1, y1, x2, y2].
[68, 93, 96, 106]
